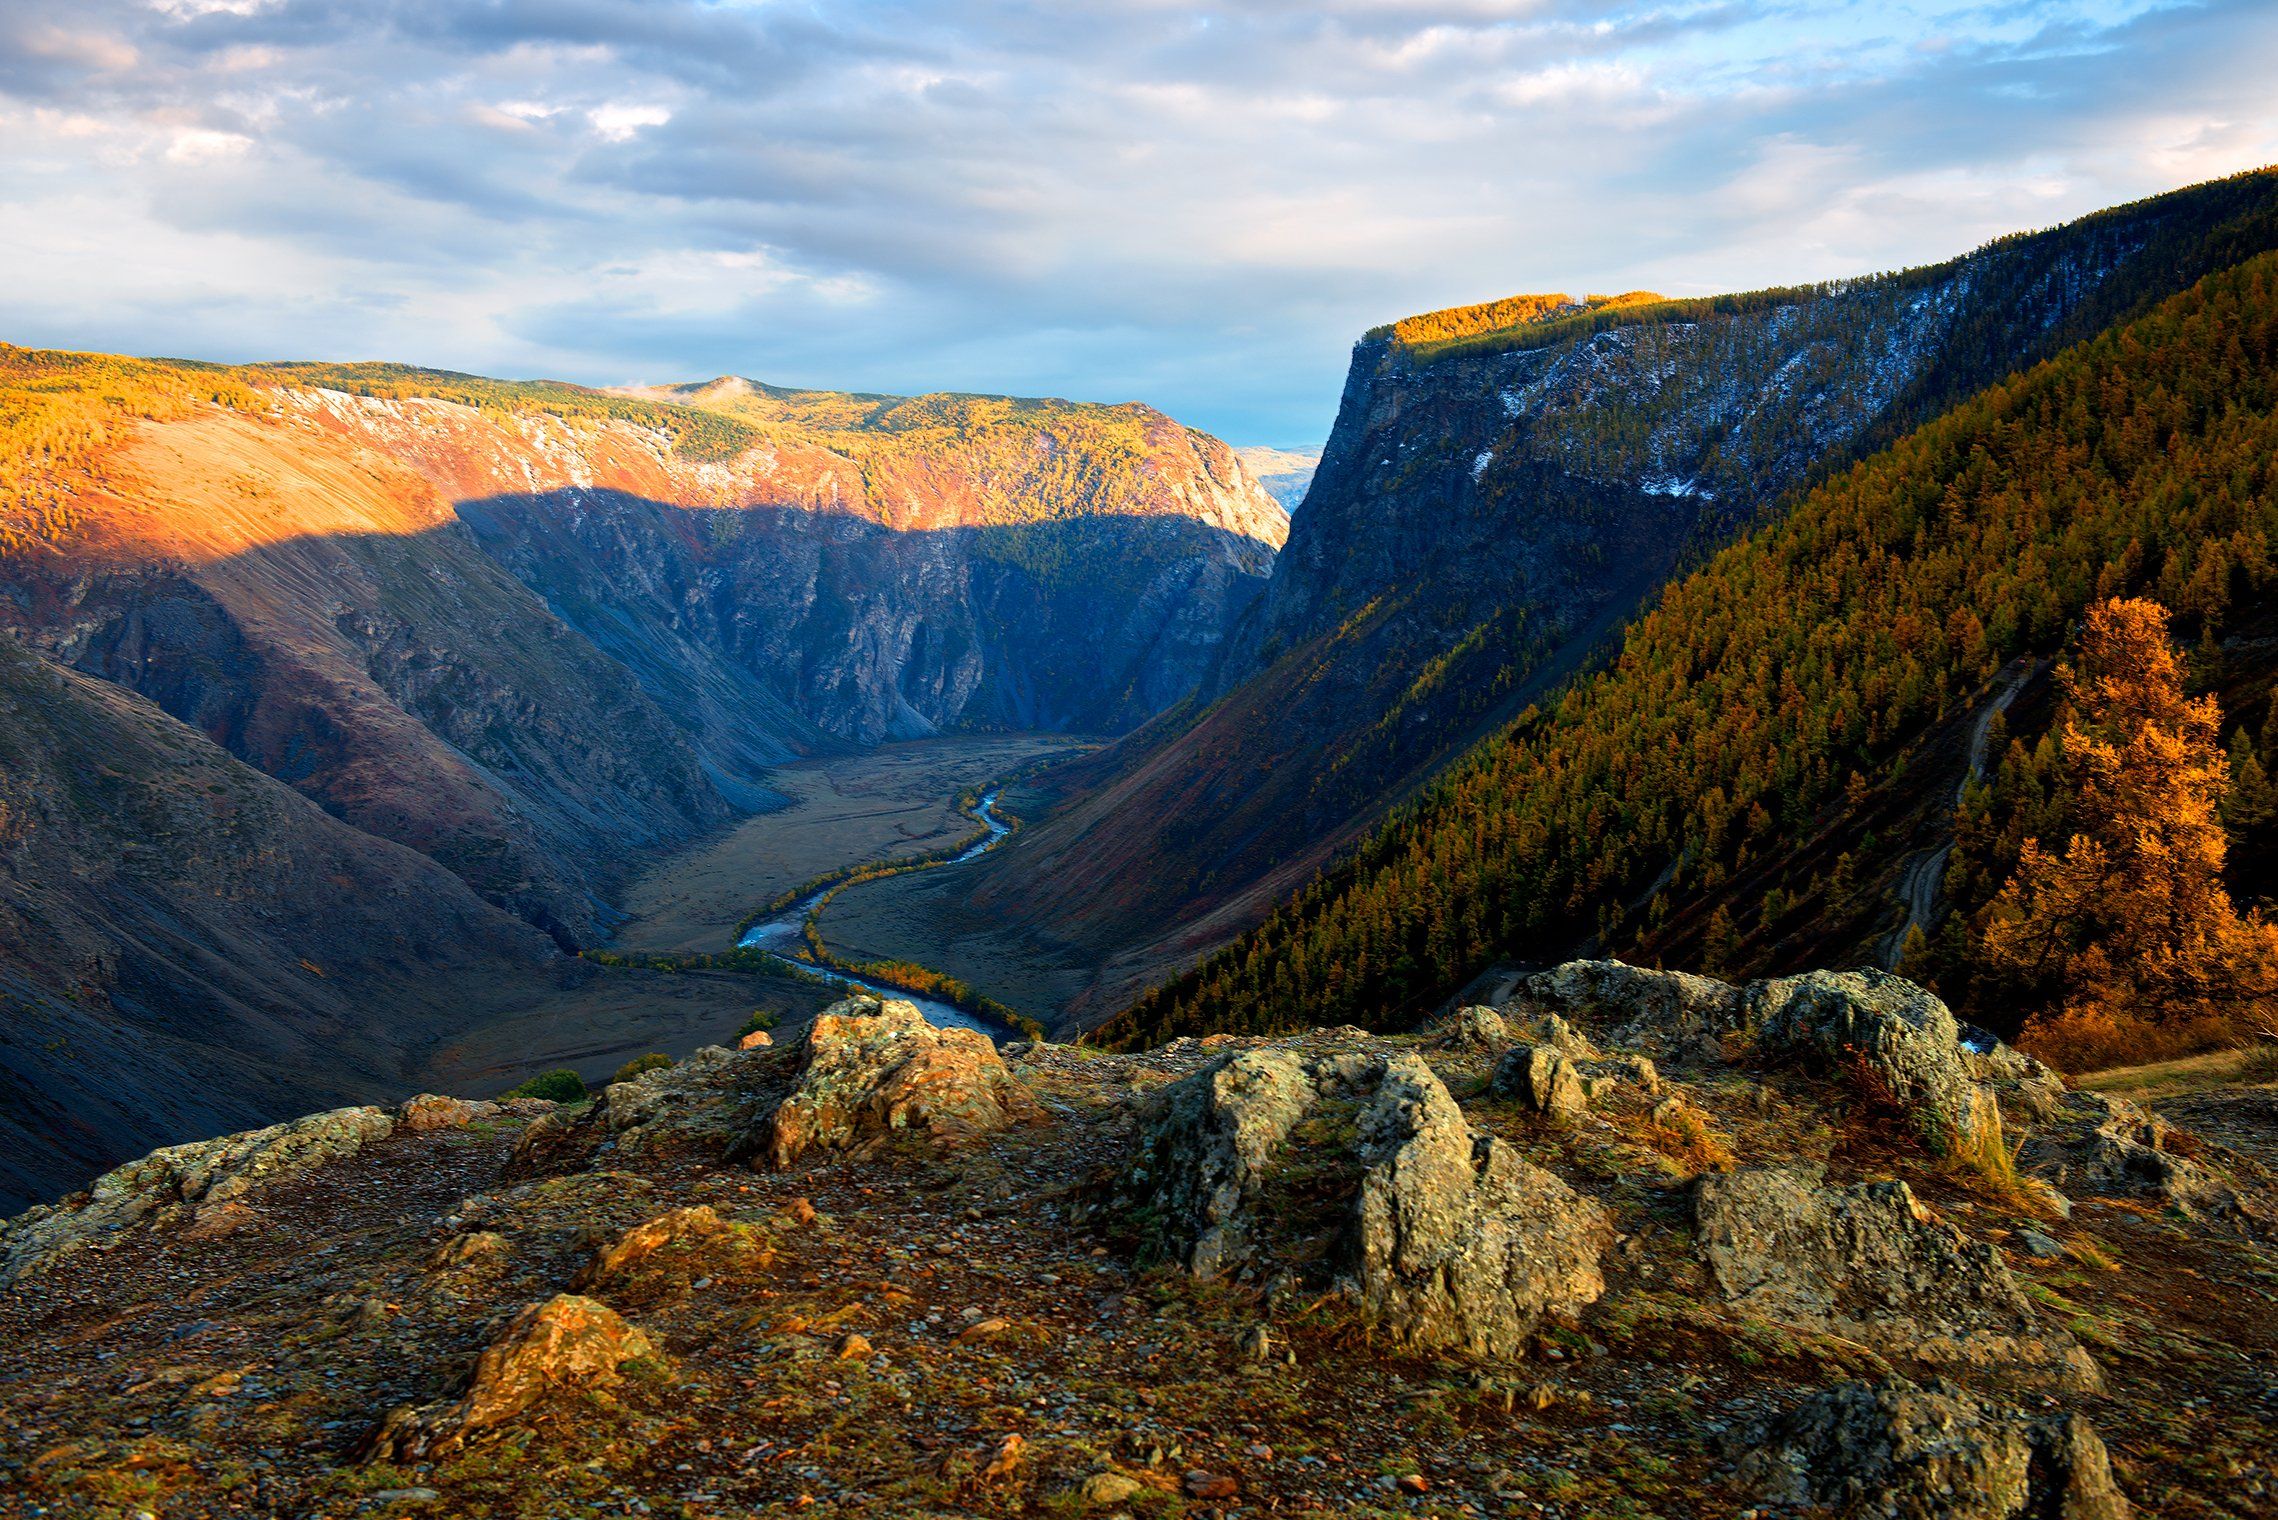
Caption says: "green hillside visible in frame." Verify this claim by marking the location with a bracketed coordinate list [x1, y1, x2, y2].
[1105, 250, 2278, 1049]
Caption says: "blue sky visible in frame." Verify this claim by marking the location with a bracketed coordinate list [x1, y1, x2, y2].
[2, 2, 2274, 445]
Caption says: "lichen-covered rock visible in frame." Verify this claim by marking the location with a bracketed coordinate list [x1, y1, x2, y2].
[1121, 1047, 1320, 1277]
[761, 997, 1040, 1169]
[429, 1231, 511, 1271]
[1355, 1057, 1612, 1356]
[368, 1294, 658, 1459]
[1518, 960, 1744, 1051]
[1, 1105, 396, 1287]
[396, 1094, 500, 1133]
[2021, 1091, 2256, 1225]
[1115, 1048, 1609, 1356]
[1419, 1005, 1510, 1051]
[1739, 1377, 2130, 1519]
[1490, 1045, 1587, 1123]
[1746, 970, 1994, 1157]
[574, 1204, 770, 1289]
[1694, 1167, 2099, 1391]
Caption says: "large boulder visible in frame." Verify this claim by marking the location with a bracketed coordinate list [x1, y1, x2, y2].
[1739, 1377, 2131, 1519]
[368, 1294, 658, 1459]
[1, 1104, 396, 1287]
[1746, 970, 1995, 1158]
[573, 1204, 771, 1291]
[1354, 1056, 1613, 1356]
[1518, 960, 1745, 1051]
[1114, 1046, 1610, 1357]
[2021, 1091, 2257, 1226]
[1694, 1167, 2099, 1391]
[761, 997, 1040, 1169]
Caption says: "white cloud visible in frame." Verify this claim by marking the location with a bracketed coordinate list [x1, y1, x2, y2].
[587, 103, 673, 141]
[0, 0, 2269, 443]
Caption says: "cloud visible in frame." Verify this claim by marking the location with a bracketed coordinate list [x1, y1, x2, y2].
[0, 0, 2273, 443]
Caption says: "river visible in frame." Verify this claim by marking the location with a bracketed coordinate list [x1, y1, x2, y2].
[734, 789, 1012, 1035]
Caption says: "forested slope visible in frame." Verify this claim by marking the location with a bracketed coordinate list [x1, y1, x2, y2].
[1106, 250, 2278, 1048]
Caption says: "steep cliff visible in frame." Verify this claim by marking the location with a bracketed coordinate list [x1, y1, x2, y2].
[922, 167, 2278, 1029]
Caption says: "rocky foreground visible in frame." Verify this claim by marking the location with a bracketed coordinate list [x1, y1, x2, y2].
[2, 968, 2274, 1519]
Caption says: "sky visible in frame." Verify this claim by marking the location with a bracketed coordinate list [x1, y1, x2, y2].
[2, 2, 2276, 445]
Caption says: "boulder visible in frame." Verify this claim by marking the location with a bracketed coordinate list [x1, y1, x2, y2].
[2021, 1092, 2254, 1225]
[1419, 1004, 1510, 1051]
[761, 997, 1040, 1169]
[574, 1204, 769, 1289]
[738, 1029, 775, 1050]
[429, 1231, 511, 1271]
[1355, 1056, 1613, 1356]
[1518, 960, 1744, 1051]
[1739, 1377, 2130, 1519]
[1747, 970, 1995, 1157]
[1694, 1167, 2099, 1391]
[1, 1105, 396, 1287]
[368, 1294, 658, 1459]
[1114, 1047, 1610, 1355]
[395, 1094, 499, 1133]
[1490, 1045, 1587, 1124]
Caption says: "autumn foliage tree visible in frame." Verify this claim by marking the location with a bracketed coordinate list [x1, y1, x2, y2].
[1981, 599, 2278, 1069]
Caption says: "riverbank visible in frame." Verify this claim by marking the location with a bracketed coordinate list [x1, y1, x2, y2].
[609, 735, 1084, 956]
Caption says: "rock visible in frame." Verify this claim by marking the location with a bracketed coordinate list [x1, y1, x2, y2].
[1740, 1377, 2130, 1519]
[1421, 1004, 1510, 1050]
[1519, 960, 1745, 1051]
[1397, 1473, 1431, 1495]
[981, 1433, 1024, 1483]
[574, 1205, 765, 1290]
[738, 1029, 774, 1050]
[1355, 1057, 1612, 1357]
[833, 1332, 874, 1360]
[1747, 970, 1995, 1157]
[2021, 1092, 2254, 1224]
[429, 1231, 510, 1271]
[1117, 1046, 1608, 1358]
[1241, 1323, 1274, 1362]
[1536, 1013, 1600, 1058]
[1694, 1167, 2099, 1391]
[1119, 1047, 1317, 1277]
[783, 1196, 820, 1228]
[1491, 1045, 1587, 1123]
[1184, 1470, 1239, 1500]
[1079, 1470, 1146, 1504]
[395, 1094, 498, 1133]
[0, 1105, 396, 1287]
[2015, 1229, 2066, 1260]
[760, 997, 1041, 1169]
[956, 1317, 1013, 1344]
[368, 1294, 658, 1459]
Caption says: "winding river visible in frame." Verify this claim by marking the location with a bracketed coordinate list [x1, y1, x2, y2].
[734, 789, 1012, 1035]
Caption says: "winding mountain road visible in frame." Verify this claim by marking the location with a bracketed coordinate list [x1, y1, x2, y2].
[1878, 657, 2040, 968]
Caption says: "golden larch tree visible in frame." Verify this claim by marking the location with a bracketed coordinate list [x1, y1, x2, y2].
[1982, 597, 2278, 1068]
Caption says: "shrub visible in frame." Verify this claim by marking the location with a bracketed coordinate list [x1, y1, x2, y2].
[737, 1009, 780, 1039]
[504, 1068, 588, 1103]
[612, 1053, 674, 1086]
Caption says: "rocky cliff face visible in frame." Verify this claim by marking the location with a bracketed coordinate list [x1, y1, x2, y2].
[937, 167, 2278, 1028]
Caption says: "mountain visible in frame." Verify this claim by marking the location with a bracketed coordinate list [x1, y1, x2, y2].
[1106, 243, 2278, 1048]
[1234, 444, 1321, 511]
[877, 166, 2278, 1032]
[0, 351, 1280, 1203]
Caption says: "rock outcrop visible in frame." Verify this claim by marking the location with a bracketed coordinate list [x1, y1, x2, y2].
[0, 1097, 490, 1287]
[1694, 1167, 2099, 1391]
[574, 1205, 771, 1291]
[1490, 1044, 1587, 1123]
[761, 997, 1040, 1169]
[1116, 1043, 1610, 1355]
[2022, 1090, 2261, 1227]
[1740, 1377, 2131, 1519]
[369, 1294, 658, 1460]
[1748, 970, 1996, 1156]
